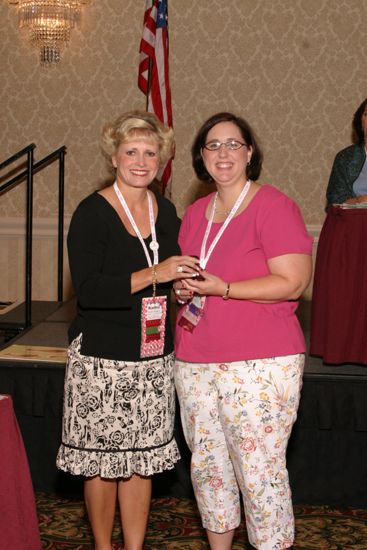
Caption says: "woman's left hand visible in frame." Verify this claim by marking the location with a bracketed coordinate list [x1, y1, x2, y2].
[182, 270, 226, 297]
[181, 252, 311, 302]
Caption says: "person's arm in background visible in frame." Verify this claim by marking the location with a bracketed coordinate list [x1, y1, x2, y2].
[344, 194, 367, 204]
[326, 151, 355, 206]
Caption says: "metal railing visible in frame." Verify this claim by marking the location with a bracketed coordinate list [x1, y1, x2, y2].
[0, 144, 66, 328]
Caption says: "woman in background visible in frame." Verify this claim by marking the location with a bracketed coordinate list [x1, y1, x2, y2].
[326, 97, 367, 207]
[57, 110, 199, 550]
[311, 98, 367, 364]
[174, 112, 312, 550]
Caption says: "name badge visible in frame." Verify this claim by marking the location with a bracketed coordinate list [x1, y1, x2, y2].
[141, 296, 167, 357]
[178, 295, 206, 332]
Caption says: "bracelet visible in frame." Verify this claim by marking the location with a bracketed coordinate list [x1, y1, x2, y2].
[152, 265, 157, 297]
[222, 282, 230, 300]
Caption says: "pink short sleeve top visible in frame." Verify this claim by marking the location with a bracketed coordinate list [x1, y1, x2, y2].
[175, 184, 313, 363]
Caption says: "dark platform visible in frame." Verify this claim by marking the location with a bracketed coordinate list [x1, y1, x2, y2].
[0, 300, 366, 506]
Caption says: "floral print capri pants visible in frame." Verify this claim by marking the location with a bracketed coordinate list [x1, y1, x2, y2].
[174, 354, 304, 550]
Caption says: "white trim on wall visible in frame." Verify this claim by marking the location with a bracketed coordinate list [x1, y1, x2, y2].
[0, 216, 72, 302]
[0, 218, 321, 240]
[0, 217, 71, 238]
[307, 224, 321, 244]
[0, 218, 322, 302]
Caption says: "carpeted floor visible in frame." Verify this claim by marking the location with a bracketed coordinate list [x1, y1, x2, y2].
[37, 494, 367, 549]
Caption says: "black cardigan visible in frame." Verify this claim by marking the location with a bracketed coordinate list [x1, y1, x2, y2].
[67, 191, 180, 361]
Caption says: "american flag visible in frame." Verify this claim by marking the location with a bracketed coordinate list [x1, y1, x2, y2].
[138, 0, 173, 196]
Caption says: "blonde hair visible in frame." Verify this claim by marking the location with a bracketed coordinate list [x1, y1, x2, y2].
[101, 110, 174, 170]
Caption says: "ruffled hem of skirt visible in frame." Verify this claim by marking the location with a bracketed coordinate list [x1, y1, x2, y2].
[56, 438, 181, 479]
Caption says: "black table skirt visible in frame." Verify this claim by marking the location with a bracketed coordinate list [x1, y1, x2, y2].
[1, 360, 366, 507]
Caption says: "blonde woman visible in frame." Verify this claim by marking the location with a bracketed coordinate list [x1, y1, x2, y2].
[57, 111, 199, 550]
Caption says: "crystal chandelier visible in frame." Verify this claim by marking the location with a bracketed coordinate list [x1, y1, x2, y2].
[8, 1, 90, 66]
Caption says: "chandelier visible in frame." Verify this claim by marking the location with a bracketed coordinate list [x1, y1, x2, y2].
[8, 1, 90, 65]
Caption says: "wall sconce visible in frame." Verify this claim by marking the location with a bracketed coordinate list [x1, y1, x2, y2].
[8, 1, 91, 66]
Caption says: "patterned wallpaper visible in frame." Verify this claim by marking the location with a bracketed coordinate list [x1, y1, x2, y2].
[1, 0, 366, 225]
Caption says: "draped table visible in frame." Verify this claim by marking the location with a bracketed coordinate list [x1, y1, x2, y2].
[0, 395, 41, 550]
[310, 205, 367, 364]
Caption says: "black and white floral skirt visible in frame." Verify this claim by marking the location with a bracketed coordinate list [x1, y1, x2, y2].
[56, 334, 180, 479]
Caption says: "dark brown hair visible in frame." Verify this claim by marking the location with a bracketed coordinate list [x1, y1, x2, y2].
[352, 98, 367, 144]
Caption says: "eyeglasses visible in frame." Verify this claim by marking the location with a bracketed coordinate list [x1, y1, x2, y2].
[203, 139, 247, 152]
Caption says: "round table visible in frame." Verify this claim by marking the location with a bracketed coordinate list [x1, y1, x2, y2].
[0, 395, 41, 549]
[310, 205, 367, 364]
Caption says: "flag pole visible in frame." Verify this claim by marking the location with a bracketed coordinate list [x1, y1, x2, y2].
[145, 56, 153, 111]
[145, 55, 161, 193]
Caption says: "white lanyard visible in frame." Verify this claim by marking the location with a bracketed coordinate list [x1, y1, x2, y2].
[200, 180, 251, 269]
[113, 182, 159, 267]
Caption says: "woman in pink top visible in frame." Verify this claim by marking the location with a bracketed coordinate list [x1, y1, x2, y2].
[174, 112, 313, 550]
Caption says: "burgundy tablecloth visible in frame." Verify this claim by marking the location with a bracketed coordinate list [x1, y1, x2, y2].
[0, 395, 41, 550]
[310, 206, 367, 364]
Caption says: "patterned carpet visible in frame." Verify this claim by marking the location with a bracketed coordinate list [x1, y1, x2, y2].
[37, 494, 367, 549]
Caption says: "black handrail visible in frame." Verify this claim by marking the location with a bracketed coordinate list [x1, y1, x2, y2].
[0, 143, 36, 171]
[57, 148, 66, 302]
[25, 146, 34, 327]
[0, 145, 67, 194]
[0, 144, 66, 327]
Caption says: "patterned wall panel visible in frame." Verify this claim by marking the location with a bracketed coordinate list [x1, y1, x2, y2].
[0, 0, 366, 298]
[2, 0, 366, 224]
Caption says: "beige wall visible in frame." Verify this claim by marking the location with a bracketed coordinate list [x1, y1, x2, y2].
[1, 1, 366, 302]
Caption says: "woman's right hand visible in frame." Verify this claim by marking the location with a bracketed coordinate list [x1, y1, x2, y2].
[156, 255, 201, 283]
